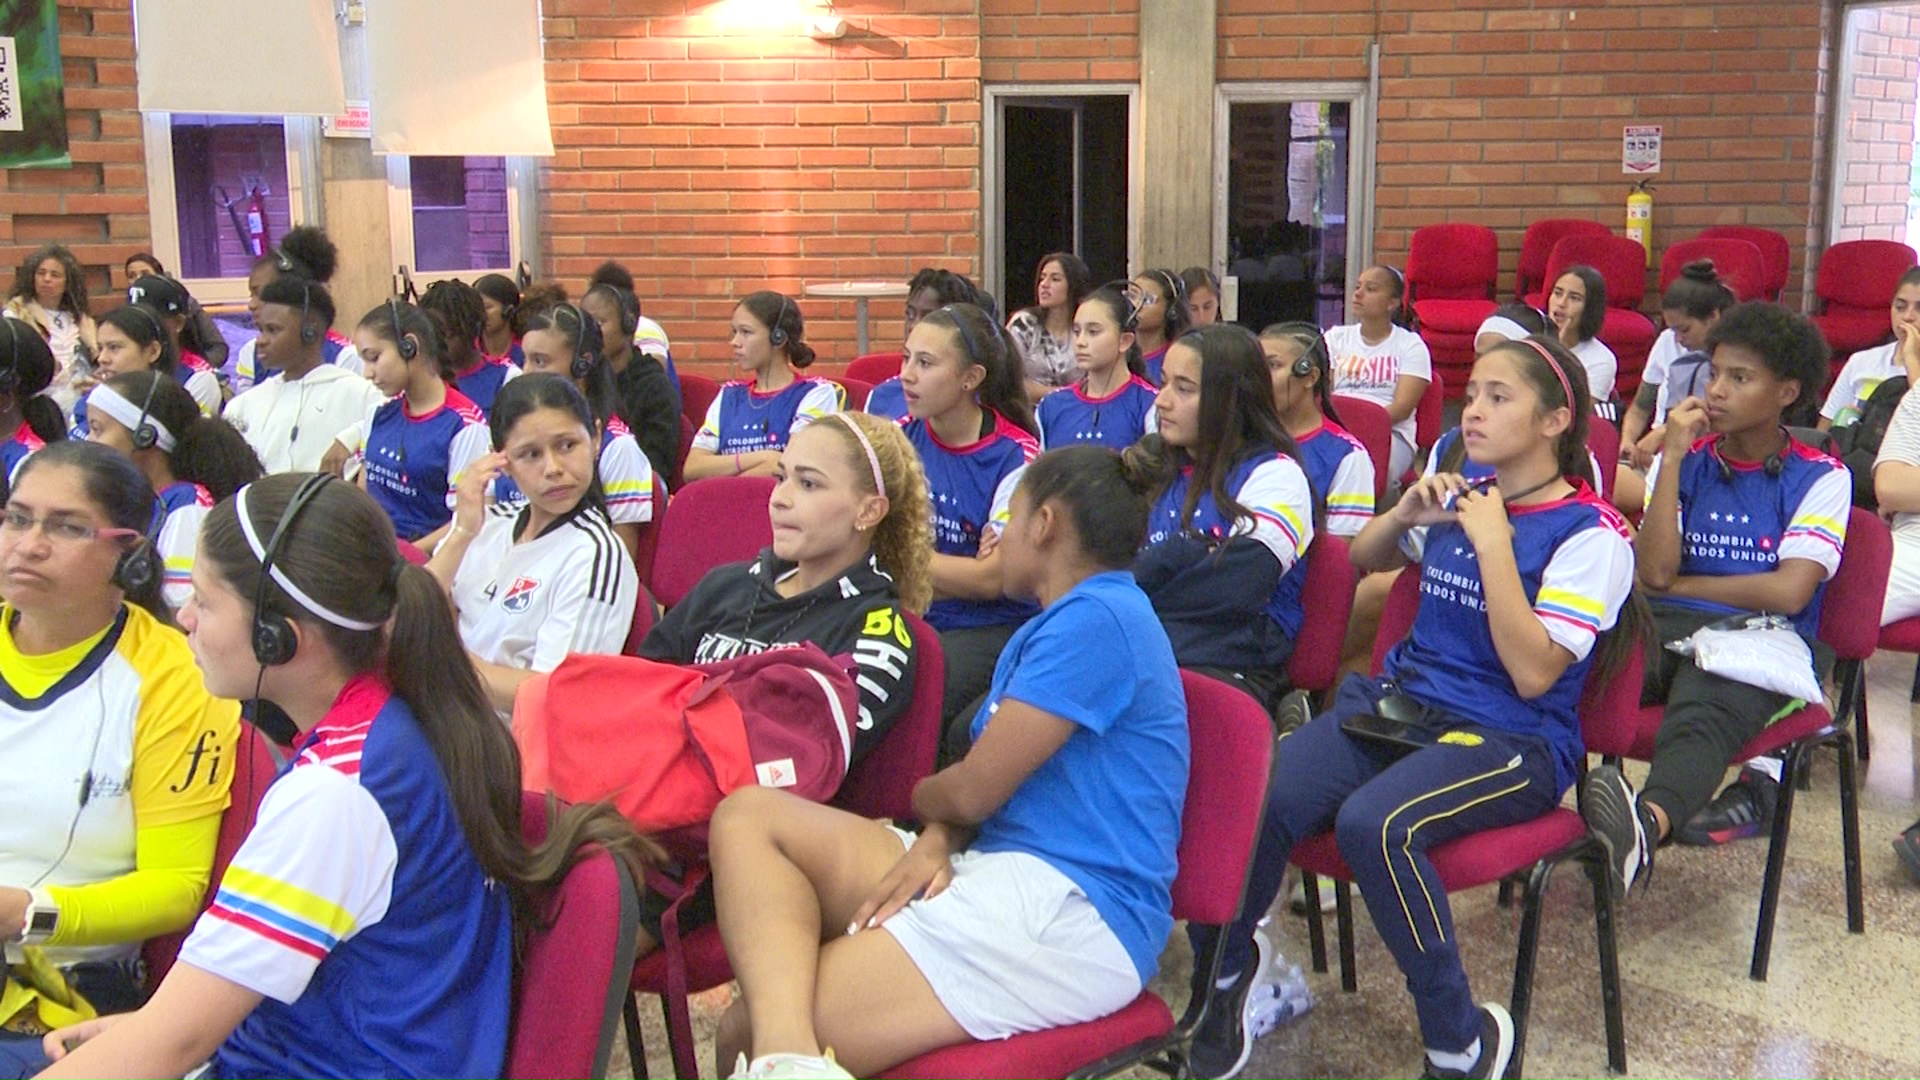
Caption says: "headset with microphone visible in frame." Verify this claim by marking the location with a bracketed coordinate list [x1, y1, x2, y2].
[589, 283, 640, 340]
[1144, 269, 1189, 328]
[388, 298, 418, 361]
[769, 294, 795, 349]
[1271, 321, 1330, 380]
[127, 368, 165, 452]
[1709, 429, 1790, 482]
[240, 474, 386, 667]
[297, 281, 319, 345]
[557, 304, 598, 381]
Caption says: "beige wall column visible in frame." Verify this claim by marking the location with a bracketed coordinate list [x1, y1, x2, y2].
[319, 138, 393, 332]
[1138, 0, 1216, 272]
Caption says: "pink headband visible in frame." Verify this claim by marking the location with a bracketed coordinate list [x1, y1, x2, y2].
[830, 412, 886, 499]
[1513, 336, 1575, 409]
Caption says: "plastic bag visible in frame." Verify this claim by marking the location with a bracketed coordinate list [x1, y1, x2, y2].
[1666, 614, 1821, 703]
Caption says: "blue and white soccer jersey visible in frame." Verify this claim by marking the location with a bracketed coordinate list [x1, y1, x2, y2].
[453, 355, 521, 418]
[342, 389, 490, 541]
[693, 377, 842, 456]
[906, 412, 1040, 631]
[1145, 451, 1315, 638]
[1035, 376, 1158, 451]
[152, 481, 213, 611]
[865, 377, 908, 422]
[491, 416, 656, 528]
[179, 676, 513, 1079]
[1294, 421, 1376, 537]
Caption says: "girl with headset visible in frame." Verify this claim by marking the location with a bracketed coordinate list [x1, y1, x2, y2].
[1582, 304, 1846, 882]
[421, 279, 519, 418]
[1260, 322, 1376, 538]
[684, 292, 841, 483]
[123, 254, 228, 373]
[428, 374, 640, 715]
[229, 226, 363, 393]
[1035, 285, 1158, 451]
[85, 371, 263, 613]
[123, 276, 224, 415]
[75, 305, 222, 437]
[1130, 268, 1193, 385]
[1182, 267, 1223, 327]
[583, 280, 681, 485]
[0, 321, 66, 504]
[0, 441, 238, 1079]
[473, 273, 527, 368]
[38, 473, 653, 1078]
[327, 301, 490, 544]
[1325, 265, 1433, 480]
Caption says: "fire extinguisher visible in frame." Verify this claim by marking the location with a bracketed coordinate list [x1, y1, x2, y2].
[1626, 180, 1654, 268]
[245, 186, 271, 258]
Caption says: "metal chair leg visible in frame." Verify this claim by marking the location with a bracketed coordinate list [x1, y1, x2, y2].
[1751, 742, 1805, 981]
[1334, 880, 1358, 993]
[622, 994, 651, 1080]
[1587, 853, 1628, 1074]
[1507, 856, 1560, 1079]
[1838, 730, 1866, 934]
[1302, 871, 1328, 974]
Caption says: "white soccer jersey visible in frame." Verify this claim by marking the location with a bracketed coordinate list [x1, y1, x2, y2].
[449, 503, 639, 678]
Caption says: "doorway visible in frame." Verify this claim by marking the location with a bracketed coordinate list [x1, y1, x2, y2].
[986, 89, 1135, 317]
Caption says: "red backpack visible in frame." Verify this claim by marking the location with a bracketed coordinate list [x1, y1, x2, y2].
[513, 644, 858, 855]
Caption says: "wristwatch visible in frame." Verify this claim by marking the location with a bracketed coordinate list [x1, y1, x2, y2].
[17, 889, 58, 944]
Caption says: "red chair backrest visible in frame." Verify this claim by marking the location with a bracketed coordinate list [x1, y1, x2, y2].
[1659, 238, 1767, 303]
[509, 792, 641, 1080]
[1172, 670, 1277, 925]
[833, 376, 875, 411]
[144, 722, 280, 990]
[1287, 534, 1356, 694]
[1585, 415, 1620, 502]
[1407, 223, 1499, 300]
[1415, 367, 1445, 451]
[670, 414, 694, 491]
[1696, 226, 1791, 301]
[1370, 566, 1425, 676]
[679, 373, 722, 428]
[1546, 234, 1651, 310]
[832, 611, 944, 822]
[630, 475, 668, 593]
[1330, 396, 1391, 503]
[622, 583, 658, 656]
[1816, 239, 1918, 312]
[1517, 219, 1612, 301]
[648, 475, 776, 609]
[845, 351, 905, 385]
[1819, 508, 1893, 663]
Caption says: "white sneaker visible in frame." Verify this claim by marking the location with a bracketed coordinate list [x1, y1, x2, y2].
[729, 1050, 856, 1079]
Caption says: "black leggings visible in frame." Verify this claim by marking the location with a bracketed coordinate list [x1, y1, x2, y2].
[937, 623, 1019, 765]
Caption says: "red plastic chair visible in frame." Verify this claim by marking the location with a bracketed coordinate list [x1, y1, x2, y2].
[510, 793, 644, 1080]
[1620, 507, 1887, 981]
[143, 723, 282, 990]
[1408, 224, 1500, 395]
[669, 414, 694, 492]
[1517, 219, 1612, 305]
[1300, 568, 1638, 1076]
[880, 670, 1276, 1080]
[678, 373, 722, 429]
[1696, 226, 1792, 302]
[1810, 239, 1918, 357]
[625, 614, 947, 1080]
[1659, 237, 1768, 303]
[1585, 415, 1620, 503]
[646, 475, 775, 609]
[1875, 614, 1920, 736]
[631, 475, 668, 595]
[1330, 396, 1391, 504]
[1288, 534, 1357, 702]
[1395, 370, 1447, 490]
[845, 351, 905, 386]
[622, 583, 658, 656]
[832, 376, 875, 411]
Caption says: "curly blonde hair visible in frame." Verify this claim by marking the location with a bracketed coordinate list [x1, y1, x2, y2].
[817, 412, 933, 614]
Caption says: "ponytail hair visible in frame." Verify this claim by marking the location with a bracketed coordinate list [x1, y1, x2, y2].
[102, 303, 182, 379]
[200, 476, 659, 951]
[0, 317, 67, 447]
[12, 441, 167, 621]
[474, 273, 525, 337]
[1660, 260, 1736, 320]
[419, 279, 487, 370]
[102, 370, 262, 501]
[1018, 445, 1156, 570]
[1372, 264, 1412, 328]
[814, 412, 932, 613]
[918, 302, 1037, 437]
[1081, 286, 1145, 378]
[738, 290, 816, 369]
[358, 300, 454, 382]
[1260, 321, 1340, 426]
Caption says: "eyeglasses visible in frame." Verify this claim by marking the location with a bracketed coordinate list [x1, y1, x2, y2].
[0, 509, 140, 545]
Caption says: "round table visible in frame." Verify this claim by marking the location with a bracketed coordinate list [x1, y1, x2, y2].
[803, 281, 911, 356]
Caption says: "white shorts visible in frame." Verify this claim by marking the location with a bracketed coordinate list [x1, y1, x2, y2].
[879, 827, 1142, 1041]
[1886, 535, 1920, 624]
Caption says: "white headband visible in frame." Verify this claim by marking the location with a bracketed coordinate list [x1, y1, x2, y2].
[1475, 316, 1531, 343]
[234, 484, 385, 632]
[87, 385, 176, 452]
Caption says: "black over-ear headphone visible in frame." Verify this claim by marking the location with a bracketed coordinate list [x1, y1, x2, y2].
[129, 370, 164, 452]
[251, 474, 335, 667]
[559, 304, 596, 381]
[1147, 269, 1188, 326]
[769, 294, 794, 348]
[388, 299, 417, 360]
[1098, 281, 1140, 332]
[113, 534, 159, 596]
[590, 284, 639, 339]
[123, 303, 169, 357]
[1711, 430, 1789, 482]
[297, 282, 319, 345]
[1272, 321, 1329, 379]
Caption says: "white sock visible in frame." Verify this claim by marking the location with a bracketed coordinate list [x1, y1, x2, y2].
[1426, 1038, 1480, 1073]
[1746, 756, 1784, 783]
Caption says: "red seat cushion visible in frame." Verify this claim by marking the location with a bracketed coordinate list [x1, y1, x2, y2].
[1413, 299, 1497, 334]
[1881, 617, 1920, 653]
[1627, 703, 1835, 764]
[878, 993, 1174, 1080]
[1290, 809, 1586, 893]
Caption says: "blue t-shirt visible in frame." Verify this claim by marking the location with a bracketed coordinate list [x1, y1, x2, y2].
[1387, 481, 1634, 793]
[968, 570, 1188, 984]
[356, 389, 488, 541]
[905, 412, 1040, 631]
[0, 427, 44, 495]
[864, 376, 907, 422]
[453, 356, 517, 417]
[1036, 376, 1158, 451]
[1143, 345, 1171, 386]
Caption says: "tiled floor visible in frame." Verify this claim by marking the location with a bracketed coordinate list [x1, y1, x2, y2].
[616, 653, 1920, 1079]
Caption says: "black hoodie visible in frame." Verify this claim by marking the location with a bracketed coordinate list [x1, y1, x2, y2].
[639, 548, 919, 761]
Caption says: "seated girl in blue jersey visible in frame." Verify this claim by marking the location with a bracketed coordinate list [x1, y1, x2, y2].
[1035, 285, 1158, 450]
[72, 305, 221, 439]
[898, 302, 1042, 755]
[683, 292, 842, 482]
[865, 267, 989, 423]
[1261, 322, 1376, 538]
[1581, 304, 1849, 880]
[494, 302, 654, 559]
[0, 321, 66, 504]
[84, 370, 263, 612]
[421, 278, 518, 418]
[1546, 266, 1618, 413]
[1325, 265, 1432, 480]
[429, 373, 641, 715]
[1131, 268, 1193, 385]
[1186, 335, 1639, 1080]
[1130, 323, 1314, 716]
[38, 473, 656, 1079]
[323, 300, 490, 543]
[0, 441, 238, 1080]
[707, 444, 1189, 1080]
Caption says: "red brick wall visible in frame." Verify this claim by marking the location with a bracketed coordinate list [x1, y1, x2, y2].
[1831, 5, 1919, 245]
[981, 0, 1139, 84]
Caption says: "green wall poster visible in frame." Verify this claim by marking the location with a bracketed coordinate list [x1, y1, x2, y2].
[0, 0, 69, 169]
